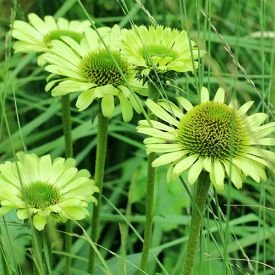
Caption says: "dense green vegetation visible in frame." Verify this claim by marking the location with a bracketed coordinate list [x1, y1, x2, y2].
[0, 0, 274, 274]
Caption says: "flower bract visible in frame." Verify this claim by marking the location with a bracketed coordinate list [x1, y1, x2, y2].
[42, 25, 147, 121]
[0, 152, 98, 231]
[137, 87, 275, 191]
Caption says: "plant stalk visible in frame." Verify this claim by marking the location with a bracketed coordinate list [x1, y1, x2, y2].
[182, 174, 210, 275]
[88, 100, 109, 273]
[139, 82, 159, 274]
[32, 228, 44, 275]
[61, 94, 73, 275]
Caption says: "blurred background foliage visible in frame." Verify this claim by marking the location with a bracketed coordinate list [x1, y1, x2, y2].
[0, 0, 274, 274]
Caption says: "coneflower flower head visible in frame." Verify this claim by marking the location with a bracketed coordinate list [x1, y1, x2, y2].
[137, 87, 275, 190]
[42, 25, 147, 121]
[122, 25, 203, 85]
[0, 152, 98, 231]
[11, 13, 91, 54]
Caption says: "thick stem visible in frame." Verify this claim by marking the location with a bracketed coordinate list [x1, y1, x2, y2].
[88, 101, 109, 273]
[182, 174, 210, 275]
[32, 228, 44, 275]
[61, 94, 73, 275]
[139, 82, 159, 274]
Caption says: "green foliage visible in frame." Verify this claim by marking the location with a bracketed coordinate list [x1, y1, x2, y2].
[0, 0, 274, 274]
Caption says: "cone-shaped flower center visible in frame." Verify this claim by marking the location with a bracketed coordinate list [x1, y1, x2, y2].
[23, 182, 60, 209]
[178, 102, 247, 159]
[44, 30, 83, 46]
[140, 45, 178, 63]
[80, 49, 131, 87]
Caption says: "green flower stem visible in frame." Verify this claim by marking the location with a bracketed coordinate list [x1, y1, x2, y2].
[139, 82, 159, 274]
[88, 101, 109, 273]
[61, 94, 73, 275]
[182, 174, 210, 275]
[32, 228, 44, 275]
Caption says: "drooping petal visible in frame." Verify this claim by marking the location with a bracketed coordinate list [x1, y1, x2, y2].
[76, 89, 96, 111]
[117, 93, 133, 122]
[101, 95, 114, 118]
[188, 158, 204, 185]
[33, 214, 47, 231]
[172, 154, 198, 176]
[212, 160, 225, 191]
[223, 161, 243, 189]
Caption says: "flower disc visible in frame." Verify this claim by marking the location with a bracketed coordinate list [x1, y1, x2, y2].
[178, 101, 248, 159]
[80, 49, 131, 87]
[23, 182, 60, 209]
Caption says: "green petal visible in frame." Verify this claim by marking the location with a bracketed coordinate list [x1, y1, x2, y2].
[137, 127, 176, 140]
[146, 99, 179, 126]
[62, 206, 88, 220]
[176, 97, 193, 112]
[101, 95, 114, 118]
[38, 154, 53, 182]
[152, 151, 188, 167]
[213, 160, 225, 190]
[247, 113, 268, 128]
[117, 93, 133, 122]
[203, 157, 212, 172]
[54, 167, 78, 188]
[17, 208, 35, 220]
[45, 79, 62, 92]
[45, 65, 81, 81]
[237, 101, 254, 116]
[188, 158, 204, 185]
[200, 87, 209, 103]
[223, 161, 243, 189]
[158, 100, 183, 119]
[213, 87, 225, 102]
[76, 89, 96, 111]
[232, 157, 262, 183]
[50, 39, 80, 65]
[146, 143, 184, 153]
[172, 154, 198, 176]
[33, 214, 47, 231]
[138, 119, 176, 133]
[249, 138, 275, 146]
[28, 13, 48, 34]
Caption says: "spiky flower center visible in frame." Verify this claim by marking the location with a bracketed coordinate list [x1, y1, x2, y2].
[22, 182, 60, 209]
[178, 102, 247, 159]
[44, 30, 83, 46]
[79, 49, 131, 87]
[140, 45, 178, 64]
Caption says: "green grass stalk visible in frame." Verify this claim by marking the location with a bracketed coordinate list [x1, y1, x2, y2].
[88, 100, 109, 273]
[182, 174, 210, 275]
[61, 94, 73, 275]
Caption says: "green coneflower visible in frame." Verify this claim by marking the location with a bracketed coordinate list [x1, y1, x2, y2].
[42, 25, 147, 122]
[122, 25, 203, 84]
[0, 152, 98, 231]
[11, 13, 91, 54]
[137, 87, 275, 190]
